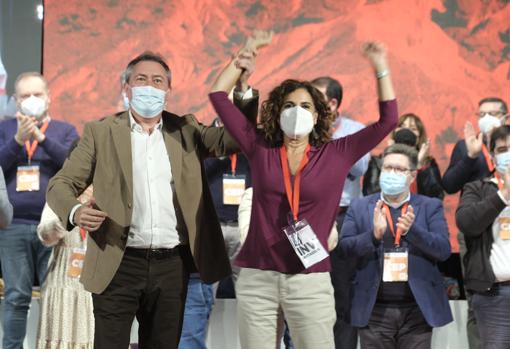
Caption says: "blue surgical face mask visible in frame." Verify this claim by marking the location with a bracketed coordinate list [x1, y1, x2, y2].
[129, 86, 166, 118]
[495, 151, 510, 174]
[379, 171, 408, 196]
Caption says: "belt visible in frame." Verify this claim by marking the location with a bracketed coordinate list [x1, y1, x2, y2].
[495, 280, 510, 287]
[220, 220, 238, 225]
[124, 247, 180, 260]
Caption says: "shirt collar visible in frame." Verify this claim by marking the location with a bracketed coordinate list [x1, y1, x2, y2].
[380, 192, 411, 209]
[128, 110, 163, 133]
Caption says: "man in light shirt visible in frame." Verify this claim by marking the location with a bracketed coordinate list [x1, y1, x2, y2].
[47, 51, 251, 349]
[456, 125, 510, 348]
[312, 76, 370, 349]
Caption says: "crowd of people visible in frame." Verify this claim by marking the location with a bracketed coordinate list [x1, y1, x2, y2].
[0, 30, 508, 349]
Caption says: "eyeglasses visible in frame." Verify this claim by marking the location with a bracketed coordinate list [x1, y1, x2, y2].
[381, 165, 414, 174]
[478, 111, 504, 118]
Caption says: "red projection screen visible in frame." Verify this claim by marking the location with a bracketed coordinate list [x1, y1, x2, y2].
[43, 0, 510, 252]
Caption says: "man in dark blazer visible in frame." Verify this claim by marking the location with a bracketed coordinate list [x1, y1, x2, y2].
[340, 144, 452, 349]
[46, 51, 257, 349]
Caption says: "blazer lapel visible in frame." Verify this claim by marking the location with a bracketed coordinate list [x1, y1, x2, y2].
[162, 114, 183, 184]
[111, 112, 133, 197]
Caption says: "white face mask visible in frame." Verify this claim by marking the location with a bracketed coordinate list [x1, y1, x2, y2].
[279, 106, 314, 139]
[130, 86, 166, 118]
[20, 95, 47, 118]
[478, 115, 501, 134]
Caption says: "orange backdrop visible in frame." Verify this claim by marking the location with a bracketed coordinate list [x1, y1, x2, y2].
[43, 0, 510, 252]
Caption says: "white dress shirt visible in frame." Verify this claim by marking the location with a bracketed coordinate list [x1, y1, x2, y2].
[127, 113, 180, 248]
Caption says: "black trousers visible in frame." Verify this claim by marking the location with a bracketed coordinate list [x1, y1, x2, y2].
[331, 209, 358, 349]
[359, 303, 432, 349]
[92, 247, 189, 349]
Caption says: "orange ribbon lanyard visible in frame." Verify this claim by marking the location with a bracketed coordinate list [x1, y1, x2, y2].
[495, 172, 504, 190]
[79, 228, 87, 241]
[25, 121, 49, 164]
[279, 144, 311, 222]
[383, 202, 409, 247]
[481, 144, 495, 173]
[230, 154, 237, 176]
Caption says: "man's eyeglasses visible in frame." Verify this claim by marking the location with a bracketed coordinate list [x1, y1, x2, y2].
[478, 111, 504, 118]
[381, 165, 414, 174]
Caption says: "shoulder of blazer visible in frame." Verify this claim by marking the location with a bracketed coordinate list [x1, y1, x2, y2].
[161, 111, 202, 131]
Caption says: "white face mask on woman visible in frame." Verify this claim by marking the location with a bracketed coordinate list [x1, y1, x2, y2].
[279, 106, 314, 139]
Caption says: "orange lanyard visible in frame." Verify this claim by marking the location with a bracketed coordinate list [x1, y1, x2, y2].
[79, 228, 86, 241]
[495, 172, 504, 190]
[481, 144, 495, 173]
[279, 144, 311, 222]
[25, 121, 49, 163]
[383, 202, 409, 247]
[230, 154, 237, 176]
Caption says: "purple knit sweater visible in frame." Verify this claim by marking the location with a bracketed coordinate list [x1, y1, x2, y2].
[209, 91, 398, 273]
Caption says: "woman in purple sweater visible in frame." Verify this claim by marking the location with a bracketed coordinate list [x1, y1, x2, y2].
[209, 32, 398, 349]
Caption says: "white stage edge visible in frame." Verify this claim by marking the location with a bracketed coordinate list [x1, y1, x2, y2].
[0, 299, 468, 348]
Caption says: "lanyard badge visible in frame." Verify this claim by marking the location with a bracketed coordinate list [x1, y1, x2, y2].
[222, 154, 246, 205]
[67, 247, 86, 278]
[280, 144, 328, 268]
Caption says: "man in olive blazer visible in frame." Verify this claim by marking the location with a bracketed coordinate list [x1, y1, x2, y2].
[46, 51, 257, 349]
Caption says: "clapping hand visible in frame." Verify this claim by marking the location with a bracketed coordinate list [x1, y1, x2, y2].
[464, 121, 483, 159]
[14, 113, 37, 145]
[373, 200, 387, 241]
[417, 139, 431, 168]
[397, 206, 415, 234]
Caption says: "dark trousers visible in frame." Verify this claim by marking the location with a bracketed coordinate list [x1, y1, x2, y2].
[331, 210, 358, 349]
[92, 247, 189, 349]
[359, 303, 432, 349]
[472, 284, 510, 349]
[458, 231, 481, 349]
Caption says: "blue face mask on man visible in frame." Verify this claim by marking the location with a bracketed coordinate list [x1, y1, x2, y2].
[379, 171, 408, 196]
[495, 151, 510, 174]
[129, 86, 166, 118]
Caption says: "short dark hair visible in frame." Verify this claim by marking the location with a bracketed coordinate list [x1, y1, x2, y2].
[490, 125, 510, 153]
[383, 144, 418, 170]
[479, 97, 508, 115]
[311, 76, 343, 109]
[124, 51, 172, 87]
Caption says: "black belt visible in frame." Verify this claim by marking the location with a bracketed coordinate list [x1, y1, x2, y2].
[124, 247, 180, 260]
[220, 219, 238, 225]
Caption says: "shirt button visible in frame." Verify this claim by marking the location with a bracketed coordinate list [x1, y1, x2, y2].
[127, 203, 132, 209]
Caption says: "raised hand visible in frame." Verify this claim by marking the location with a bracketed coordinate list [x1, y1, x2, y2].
[397, 205, 415, 234]
[373, 200, 387, 241]
[74, 197, 107, 232]
[243, 30, 274, 54]
[464, 121, 483, 159]
[362, 41, 388, 72]
[417, 139, 431, 168]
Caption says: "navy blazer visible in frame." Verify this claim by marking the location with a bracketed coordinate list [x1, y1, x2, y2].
[340, 193, 453, 328]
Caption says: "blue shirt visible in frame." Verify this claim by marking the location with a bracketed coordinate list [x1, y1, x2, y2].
[332, 116, 370, 207]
